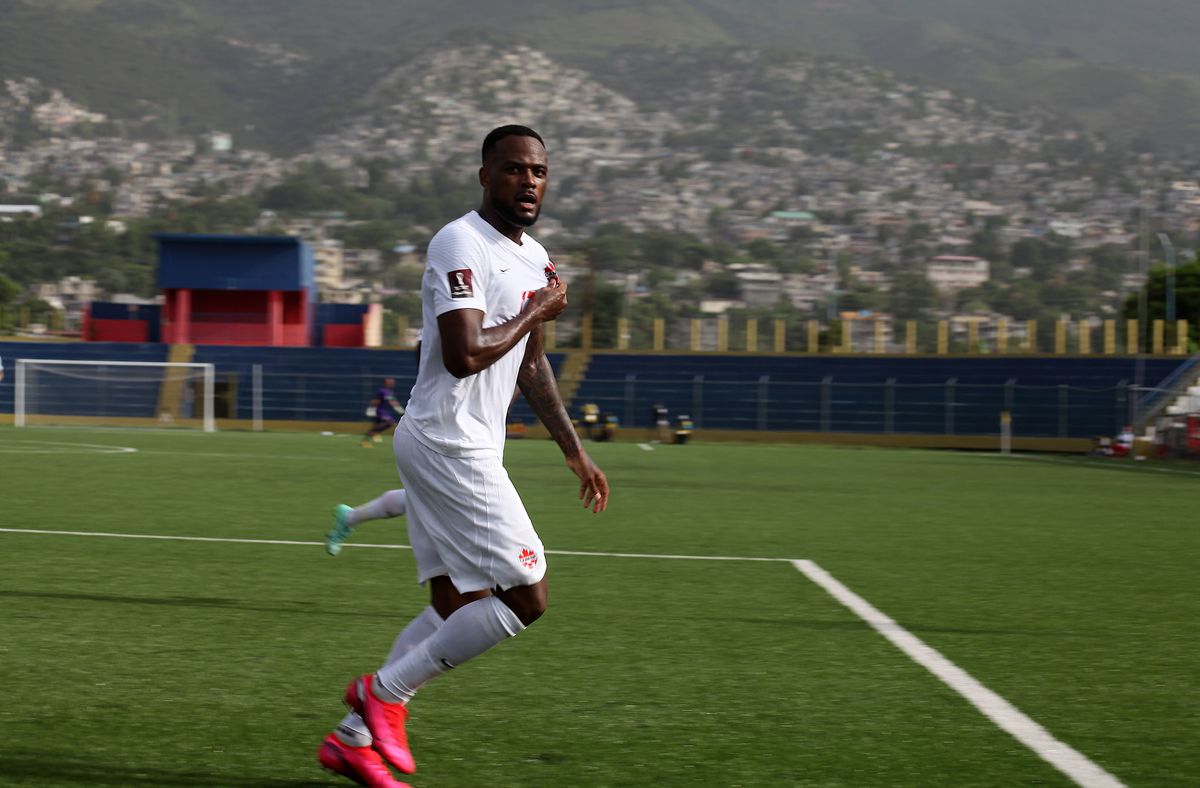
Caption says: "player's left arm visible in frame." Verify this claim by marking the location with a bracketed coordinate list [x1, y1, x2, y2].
[517, 325, 609, 513]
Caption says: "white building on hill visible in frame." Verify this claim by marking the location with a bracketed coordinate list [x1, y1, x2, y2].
[926, 255, 990, 292]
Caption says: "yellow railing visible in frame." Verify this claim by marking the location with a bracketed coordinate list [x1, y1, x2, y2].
[547, 316, 1193, 355]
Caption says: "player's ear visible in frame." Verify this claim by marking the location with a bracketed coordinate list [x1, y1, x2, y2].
[478, 166, 487, 188]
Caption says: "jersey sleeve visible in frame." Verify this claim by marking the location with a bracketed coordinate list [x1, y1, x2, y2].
[425, 223, 489, 317]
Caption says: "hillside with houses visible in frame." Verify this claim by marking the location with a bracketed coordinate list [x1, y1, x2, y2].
[2, 45, 1198, 349]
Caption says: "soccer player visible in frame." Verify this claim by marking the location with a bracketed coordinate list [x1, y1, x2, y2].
[324, 490, 408, 556]
[362, 377, 404, 448]
[317, 125, 610, 788]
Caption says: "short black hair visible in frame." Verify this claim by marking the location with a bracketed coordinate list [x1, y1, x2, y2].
[481, 125, 545, 164]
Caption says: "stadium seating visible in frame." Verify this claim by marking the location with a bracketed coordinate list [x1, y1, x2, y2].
[572, 353, 1185, 437]
[0, 340, 1186, 439]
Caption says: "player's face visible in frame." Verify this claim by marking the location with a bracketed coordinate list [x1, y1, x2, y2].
[480, 135, 548, 229]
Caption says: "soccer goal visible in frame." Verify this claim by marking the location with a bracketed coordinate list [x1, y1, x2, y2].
[14, 359, 216, 432]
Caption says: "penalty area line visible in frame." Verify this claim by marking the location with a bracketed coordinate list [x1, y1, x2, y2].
[792, 559, 1124, 788]
[0, 528, 791, 563]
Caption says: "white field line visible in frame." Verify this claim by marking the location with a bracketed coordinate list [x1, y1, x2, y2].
[792, 559, 1125, 788]
[0, 442, 359, 461]
[1005, 453, 1200, 478]
[0, 440, 137, 454]
[637, 443, 655, 451]
[0, 527, 1127, 784]
[0, 528, 789, 562]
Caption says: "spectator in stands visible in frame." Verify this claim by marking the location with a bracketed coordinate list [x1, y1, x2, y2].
[1113, 425, 1134, 458]
[580, 402, 602, 440]
[651, 402, 670, 443]
[674, 413, 694, 445]
[0, 356, 4, 384]
[363, 377, 404, 448]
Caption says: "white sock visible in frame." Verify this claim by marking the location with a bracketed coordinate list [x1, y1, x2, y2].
[374, 595, 524, 704]
[384, 605, 444, 666]
[333, 606, 443, 747]
[334, 711, 373, 748]
[348, 489, 407, 526]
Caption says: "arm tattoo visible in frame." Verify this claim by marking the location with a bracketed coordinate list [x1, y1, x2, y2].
[518, 327, 582, 458]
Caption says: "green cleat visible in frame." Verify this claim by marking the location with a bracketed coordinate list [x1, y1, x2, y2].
[326, 504, 355, 556]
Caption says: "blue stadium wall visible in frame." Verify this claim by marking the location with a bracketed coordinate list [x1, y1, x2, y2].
[0, 341, 1189, 446]
[573, 353, 1186, 439]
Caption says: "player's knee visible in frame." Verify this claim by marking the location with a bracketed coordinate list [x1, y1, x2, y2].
[500, 583, 547, 627]
[522, 593, 548, 626]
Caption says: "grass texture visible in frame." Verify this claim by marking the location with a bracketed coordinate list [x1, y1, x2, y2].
[0, 427, 1196, 786]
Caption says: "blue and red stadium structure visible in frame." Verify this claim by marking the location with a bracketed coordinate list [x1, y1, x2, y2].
[83, 234, 374, 348]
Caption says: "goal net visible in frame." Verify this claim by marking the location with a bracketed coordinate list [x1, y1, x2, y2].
[15, 359, 216, 432]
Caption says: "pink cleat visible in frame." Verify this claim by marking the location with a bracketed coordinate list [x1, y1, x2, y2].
[317, 733, 409, 788]
[344, 675, 416, 775]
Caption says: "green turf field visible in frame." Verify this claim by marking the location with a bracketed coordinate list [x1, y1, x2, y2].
[0, 426, 1196, 787]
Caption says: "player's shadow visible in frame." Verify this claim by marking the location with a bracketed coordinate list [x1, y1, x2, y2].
[0, 751, 333, 786]
[0, 589, 383, 619]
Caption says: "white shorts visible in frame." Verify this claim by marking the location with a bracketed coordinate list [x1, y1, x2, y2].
[393, 419, 547, 593]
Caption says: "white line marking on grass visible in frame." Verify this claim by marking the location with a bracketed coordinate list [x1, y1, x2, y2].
[135, 450, 358, 462]
[637, 443, 655, 451]
[0, 528, 790, 563]
[0, 528, 365, 549]
[1006, 453, 1200, 478]
[0, 440, 137, 455]
[550, 547, 784, 562]
[792, 559, 1125, 788]
[1, 441, 355, 460]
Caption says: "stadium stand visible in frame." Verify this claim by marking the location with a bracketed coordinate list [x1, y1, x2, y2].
[572, 353, 1185, 437]
[0, 340, 1186, 440]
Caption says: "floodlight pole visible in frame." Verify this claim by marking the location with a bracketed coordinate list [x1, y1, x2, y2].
[1132, 194, 1150, 446]
[1156, 231, 1176, 323]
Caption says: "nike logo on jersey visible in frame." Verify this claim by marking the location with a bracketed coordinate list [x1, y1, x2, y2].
[499, 266, 511, 272]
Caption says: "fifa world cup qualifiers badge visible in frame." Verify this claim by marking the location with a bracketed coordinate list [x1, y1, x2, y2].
[544, 261, 559, 285]
[448, 268, 474, 299]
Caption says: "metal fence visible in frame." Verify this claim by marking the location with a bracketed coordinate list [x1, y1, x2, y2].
[240, 372, 1129, 439]
[567, 376, 1134, 439]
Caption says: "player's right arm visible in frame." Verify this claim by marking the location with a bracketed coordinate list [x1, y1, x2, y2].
[438, 283, 567, 378]
[425, 224, 569, 379]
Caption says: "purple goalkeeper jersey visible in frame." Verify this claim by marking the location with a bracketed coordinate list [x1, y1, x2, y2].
[376, 386, 401, 420]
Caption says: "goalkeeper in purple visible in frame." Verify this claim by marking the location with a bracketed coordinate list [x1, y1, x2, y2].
[362, 377, 403, 448]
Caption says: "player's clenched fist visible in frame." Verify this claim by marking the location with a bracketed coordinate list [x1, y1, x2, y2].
[528, 278, 569, 321]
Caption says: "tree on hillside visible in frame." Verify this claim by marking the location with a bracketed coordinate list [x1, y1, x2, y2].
[1122, 259, 1200, 349]
[0, 270, 20, 305]
[639, 229, 707, 270]
[579, 224, 638, 271]
[886, 269, 938, 320]
[968, 228, 1003, 264]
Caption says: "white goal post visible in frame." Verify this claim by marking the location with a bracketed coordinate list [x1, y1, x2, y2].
[15, 359, 216, 432]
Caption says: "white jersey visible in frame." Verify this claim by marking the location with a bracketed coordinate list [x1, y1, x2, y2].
[404, 210, 551, 457]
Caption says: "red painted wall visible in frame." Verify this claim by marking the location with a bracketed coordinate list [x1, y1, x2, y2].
[323, 324, 364, 347]
[89, 319, 149, 342]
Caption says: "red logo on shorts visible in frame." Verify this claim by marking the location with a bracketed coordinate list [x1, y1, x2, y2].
[518, 546, 539, 570]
